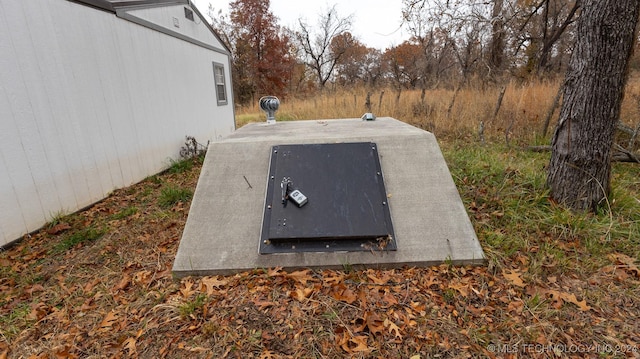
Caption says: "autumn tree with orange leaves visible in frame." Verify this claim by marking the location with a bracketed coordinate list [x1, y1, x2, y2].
[383, 41, 424, 102]
[331, 33, 383, 87]
[213, 0, 295, 104]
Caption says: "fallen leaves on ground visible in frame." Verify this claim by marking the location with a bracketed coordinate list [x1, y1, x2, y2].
[609, 252, 640, 278]
[1, 157, 639, 358]
[502, 268, 526, 288]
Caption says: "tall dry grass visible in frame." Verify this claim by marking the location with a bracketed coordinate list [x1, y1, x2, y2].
[236, 75, 640, 145]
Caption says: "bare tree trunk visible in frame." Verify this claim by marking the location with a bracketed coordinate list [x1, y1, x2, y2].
[446, 84, 461, 119]
[630, 96, 640, 148]
[365, 92, 372, 112]
[489, 0, 505, 74]
[378, 91, 385, 112]
[492, 85, 507, 122]
[547, 0, 640, 212]
[629, 121, 640, 149]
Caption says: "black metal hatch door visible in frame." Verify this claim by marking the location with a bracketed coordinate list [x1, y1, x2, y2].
[259, 142, 396, 254]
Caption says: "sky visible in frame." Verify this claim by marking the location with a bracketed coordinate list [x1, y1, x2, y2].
[192, 0, 410, 51]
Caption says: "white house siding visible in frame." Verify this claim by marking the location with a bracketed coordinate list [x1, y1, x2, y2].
[0, 0, 235, 246]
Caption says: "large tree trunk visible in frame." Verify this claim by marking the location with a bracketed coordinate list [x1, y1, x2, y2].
[547, 0, 640, 212]
[489, 0, 505, 73]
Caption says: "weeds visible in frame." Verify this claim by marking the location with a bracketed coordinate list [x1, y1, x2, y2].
[444, 141, 640, 279]
[53, 226, 105, 253]
[179, 136, 208, 161]
[168, 158, 194, 174]
[166, 136, 209, 175]
[47, 210, 67, 229]
[0, 302, 30, 339]
[179, 294, 207, 318]
[158, 185, 193, 208]
[110, 206, 138, 220]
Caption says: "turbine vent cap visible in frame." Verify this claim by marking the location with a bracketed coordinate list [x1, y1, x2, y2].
[260, 96, 280, 124]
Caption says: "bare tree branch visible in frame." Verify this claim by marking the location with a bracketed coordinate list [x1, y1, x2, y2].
[295, 5, 353, 88]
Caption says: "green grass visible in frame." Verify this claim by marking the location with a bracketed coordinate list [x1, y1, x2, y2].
[168, 158, 196, 174]
[110, 206, 138, 220]
[167, 157, 205, 174]
[146, 174, 163, 185]
[53, 226, 106, 253]
[0, 302, 31, 338]
[158, 185, 193, 208]
[47, 210, 67, 228]
[179, 294, 207, 318]
[442, 141, 640, 276]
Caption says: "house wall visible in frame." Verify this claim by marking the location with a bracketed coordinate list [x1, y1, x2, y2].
[0, 0, 235, 246]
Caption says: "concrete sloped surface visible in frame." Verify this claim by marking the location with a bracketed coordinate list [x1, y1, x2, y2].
[173, 118, 485, 276]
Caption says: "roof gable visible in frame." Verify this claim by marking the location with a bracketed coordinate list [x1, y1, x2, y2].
[71, 0, 189, 13]
[68, 0, 231, 54]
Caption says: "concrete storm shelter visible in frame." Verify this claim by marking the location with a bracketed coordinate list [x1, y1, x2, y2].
[173, 118, 485, 276]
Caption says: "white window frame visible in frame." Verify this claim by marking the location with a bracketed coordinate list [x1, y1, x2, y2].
[213, 62, 228, 106]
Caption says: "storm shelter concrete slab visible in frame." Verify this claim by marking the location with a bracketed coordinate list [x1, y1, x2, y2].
[172, 118, 485, 277]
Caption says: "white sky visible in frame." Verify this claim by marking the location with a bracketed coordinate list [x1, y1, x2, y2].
[192, 0, 409, 51]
